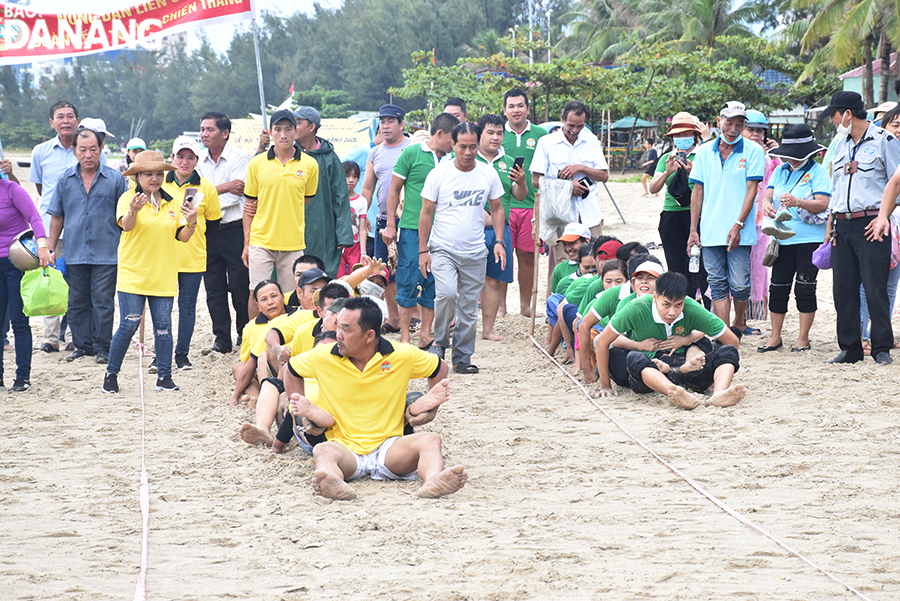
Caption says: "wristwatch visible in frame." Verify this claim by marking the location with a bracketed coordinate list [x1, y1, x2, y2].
[494, 240, 506, 248]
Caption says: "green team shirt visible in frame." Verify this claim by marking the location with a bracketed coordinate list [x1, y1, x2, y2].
[393, 141, 444, 230]
[587, 284, 636, 327]
[503, 121, 547, 210]
[561, 273, 598, 308]
[551, 260, 579, 294]
[578, 277, 618, 317]
[609, 295, 727, 357]
[655, 150, 697, 212]
[476, 151, 515, 220]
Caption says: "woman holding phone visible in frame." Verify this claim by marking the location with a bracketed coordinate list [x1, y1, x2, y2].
[102, 150, 198, 394]
[159, 136, 221, 371]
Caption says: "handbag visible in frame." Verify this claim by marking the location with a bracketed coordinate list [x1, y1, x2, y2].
[20, 267, 68, 317]
[666, 166, 692, 208]
[811, 241, 832, 270]
[762, 238, 779, 267]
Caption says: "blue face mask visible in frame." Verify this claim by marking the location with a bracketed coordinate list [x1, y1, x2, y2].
[673, 137, 694, 150]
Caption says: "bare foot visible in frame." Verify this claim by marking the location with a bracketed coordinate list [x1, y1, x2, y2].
[680, 354, 706, 374]
[417, 465, 468, 498]
[482, 331, 505, 341]
[312, 470, 357, 500]
[651, 358, 670, 374]
[665, 385, 701, 410]
[709, 384, 747, 407]
[520, 307, 544, 318]
[497, 307, 507, 319]
[414, 379, 450, 413]
[561, 350, 574, 365]
[239, 422, 273, 446]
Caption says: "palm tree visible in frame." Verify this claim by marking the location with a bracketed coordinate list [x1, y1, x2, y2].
[556, 0, 653, 61]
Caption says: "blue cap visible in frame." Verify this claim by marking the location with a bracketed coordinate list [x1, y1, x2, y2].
[745, 109, 768, 130]
[294, 106, 321, 127]
[378, 104, 405, 120]
[270, 109, 296, 129]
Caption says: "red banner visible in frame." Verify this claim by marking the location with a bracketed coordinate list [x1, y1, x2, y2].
[0, 0, 254, 66]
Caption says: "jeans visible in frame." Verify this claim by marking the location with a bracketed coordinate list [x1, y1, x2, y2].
[0, 257, 31, 382]
[66, 263, 117, 355]
[432, 246, 488, 366]
[860, 262, 900, 340]
[176, 272, 204, 356]
[107, 292, 174, 378]
[702, 245, 751, 302]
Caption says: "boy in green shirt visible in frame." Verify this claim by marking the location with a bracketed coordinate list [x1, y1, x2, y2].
[588, 272, 746, 409]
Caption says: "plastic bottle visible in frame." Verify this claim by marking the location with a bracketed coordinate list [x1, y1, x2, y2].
[689, 245, 701, 273]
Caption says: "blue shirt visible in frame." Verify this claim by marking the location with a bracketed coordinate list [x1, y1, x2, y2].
[30, 135, 108, 235]
[47, 163, 127, 265]
[767, 161, 832, 245]
[689, 137, 765, 247]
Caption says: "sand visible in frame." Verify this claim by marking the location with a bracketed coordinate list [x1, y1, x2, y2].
[2, 163, 900, 600]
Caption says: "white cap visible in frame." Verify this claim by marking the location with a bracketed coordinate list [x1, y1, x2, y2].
[126, 137, 146, 150]
[172, 136, 202, 158]
[79, 118, 114, 137]
[557, 222, 592, 242]
[719, 101, 747, 120]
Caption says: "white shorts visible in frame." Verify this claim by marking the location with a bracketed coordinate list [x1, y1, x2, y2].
[349, 436, 417, 481]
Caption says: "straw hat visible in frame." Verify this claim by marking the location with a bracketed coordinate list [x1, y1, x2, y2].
[665, 112, 701, 136]
[122, 150, 176, 176]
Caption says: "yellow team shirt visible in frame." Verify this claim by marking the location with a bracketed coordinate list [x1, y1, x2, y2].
[240, 312, 275, 362]
[162, 171, 222, 273]
[244, 145, 319, 251]
[250, 309, 313, 359]
[288, 339, 440, 455]
[115, 187, 184, 296]
[289, 318, 322, 357]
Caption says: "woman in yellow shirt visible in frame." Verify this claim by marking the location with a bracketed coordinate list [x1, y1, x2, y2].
[161, 137, 222, 371]
[102, 150, 198, 394]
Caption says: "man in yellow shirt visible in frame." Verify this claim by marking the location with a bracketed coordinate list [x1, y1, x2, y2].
[285, 296, 465, 500]
[243, 109, 319, 319]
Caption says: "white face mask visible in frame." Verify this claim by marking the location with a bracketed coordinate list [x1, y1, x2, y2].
[836, 112, 851, 137]
[358, 279, 385, 298]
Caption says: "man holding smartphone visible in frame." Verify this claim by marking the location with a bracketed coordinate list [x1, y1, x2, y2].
[531, 100, 609, 281]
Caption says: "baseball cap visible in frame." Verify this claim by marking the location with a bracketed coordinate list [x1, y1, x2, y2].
[872, 101, 897, 122]
[326, 297, 348, 313]
[719, 101, 747, 120]
[378, 104, 405, 120]
[558, 222, 591, 242]
[821, 91, 865, 119]
[745, 109, 768, 130]
[270, 109, 296, 129]
[126, 137, 146, 151]
[78, 118, 114, 137]
[294, 106, 321, 127]
[296, 268, 329, 288]
[631, 260, 662, 278]
[596, 240, 623, 260]
[172, 135, 202, 157]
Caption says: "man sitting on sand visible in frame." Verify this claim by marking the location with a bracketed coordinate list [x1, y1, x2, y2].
[285, 296, 466, 500]
[589, 272, 746, 409]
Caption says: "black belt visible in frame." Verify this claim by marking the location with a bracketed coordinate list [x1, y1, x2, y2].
[832, 210, 880, 220]
[218, 220, 243, 230]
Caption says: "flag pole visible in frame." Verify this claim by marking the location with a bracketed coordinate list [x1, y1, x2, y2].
[250, 1, 267, 130]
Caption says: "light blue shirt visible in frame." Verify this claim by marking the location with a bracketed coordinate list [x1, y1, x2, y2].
[690, 137, 765, 247]
[30, 135, 107, 235]
[767, 161, 832, 245]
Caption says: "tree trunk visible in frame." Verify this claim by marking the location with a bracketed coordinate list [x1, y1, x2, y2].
[863, 34, 875, 108]
[877, 28, 892, 104]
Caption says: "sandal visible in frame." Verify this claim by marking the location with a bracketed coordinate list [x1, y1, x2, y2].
[418, 339, 434, 352]
[409, 318, 421, 333]
[453, 363, 479, 374]
[381, 323, 400, 334]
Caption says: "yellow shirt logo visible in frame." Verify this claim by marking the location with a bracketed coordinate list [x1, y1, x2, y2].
[295, 170, 305, 179]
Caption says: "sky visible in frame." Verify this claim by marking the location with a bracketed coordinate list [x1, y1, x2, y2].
[23, 0, 342, 54]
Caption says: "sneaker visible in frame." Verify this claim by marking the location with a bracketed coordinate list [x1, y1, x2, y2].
[155, 376, 180, 391]
[148, 358, 158, 374]
[102, 373, 119, 394]
[10, 378, 31, 392]
[774, 208, 793, 223]
[429, 344, 446, 360]
[175, 354, 193, 370]
[761, 219, 796, 240]
[95, 352, 109, 364]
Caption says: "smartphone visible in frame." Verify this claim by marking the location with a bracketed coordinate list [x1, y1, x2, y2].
[676, 151, 688, 163]
[513, 156, 524, 170]
[577, 176, 594, 199]
[183, 187, 198, 208]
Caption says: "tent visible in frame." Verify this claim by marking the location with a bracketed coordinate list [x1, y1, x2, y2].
[610, 117, 657, 130]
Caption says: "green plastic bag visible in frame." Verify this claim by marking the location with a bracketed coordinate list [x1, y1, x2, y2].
[21, 267, 68, 317]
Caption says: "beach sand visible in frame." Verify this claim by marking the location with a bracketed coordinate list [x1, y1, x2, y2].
[2, 165, 899, 599]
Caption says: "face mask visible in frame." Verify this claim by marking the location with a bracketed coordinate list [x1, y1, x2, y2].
[836, 112, 851, 137]
[789, 159, 809, 171]
[358, 279, 385, 298]
[673, 137, 694, 150]
[721, 131, 741, 145]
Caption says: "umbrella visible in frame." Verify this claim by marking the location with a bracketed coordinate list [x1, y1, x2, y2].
[610, 117, 657, 130]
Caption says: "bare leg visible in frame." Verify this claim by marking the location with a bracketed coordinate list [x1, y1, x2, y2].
[547, 323, 563, 355]
[498, 282, 508, 319]
[248, 296, 259, 320]
[239, 382, 280, 445]
[516, 248, 535, 317]
[558, 303, 574, 364]
[311, 442, 359, 500]
[712, 298, 731, 325]
[418, 306, 434, 347]
[383, 432, 468, 498]
[796, 311, 814, 348]
[766, 312, 785, 348]
[384, 281, 400, 329]
[481, 277, 504, 341]
[398, 305, 414, 344]
[732, 298, 749, 331]
[641, 174, 649, 196]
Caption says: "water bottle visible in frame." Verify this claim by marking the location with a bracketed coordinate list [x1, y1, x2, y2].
[689, 245, 701, 273]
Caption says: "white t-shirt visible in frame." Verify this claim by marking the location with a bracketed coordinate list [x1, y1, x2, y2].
[348, 193, 368, 242]
[422, 159, 504, 256]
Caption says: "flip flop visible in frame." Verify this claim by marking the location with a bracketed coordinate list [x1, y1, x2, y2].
[757, 341, 782, 353]
[418, 339, 434, 351]
[409, 318, 422, 333]
[381, 323, 401, 334]
[453, 363, 479, 374]
[742, 327, 762, 336]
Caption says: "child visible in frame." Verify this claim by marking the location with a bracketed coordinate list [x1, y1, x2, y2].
[338, 161, 369, 277]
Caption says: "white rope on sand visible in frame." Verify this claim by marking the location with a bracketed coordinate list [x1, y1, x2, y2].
[132, 338, 149, 601]
[526, 333, 875, 601]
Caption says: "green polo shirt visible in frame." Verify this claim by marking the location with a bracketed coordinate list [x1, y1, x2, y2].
[655, 150, 696, 212]
[393, 141, 443, 230]
[502, 121, 547, 210]
[561, 273, 598, 308]
[476, 150, 515, 219]
[587, 284, 636, 327]
[608, 295, 727, 357]
[551, 260, 579, 294]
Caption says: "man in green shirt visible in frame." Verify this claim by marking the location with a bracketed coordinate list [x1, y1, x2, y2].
[589, 272, 746, 409]
[476, 114, 527, 341]
[502, 88, 547, 318]
[382, 113, 459, 347]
